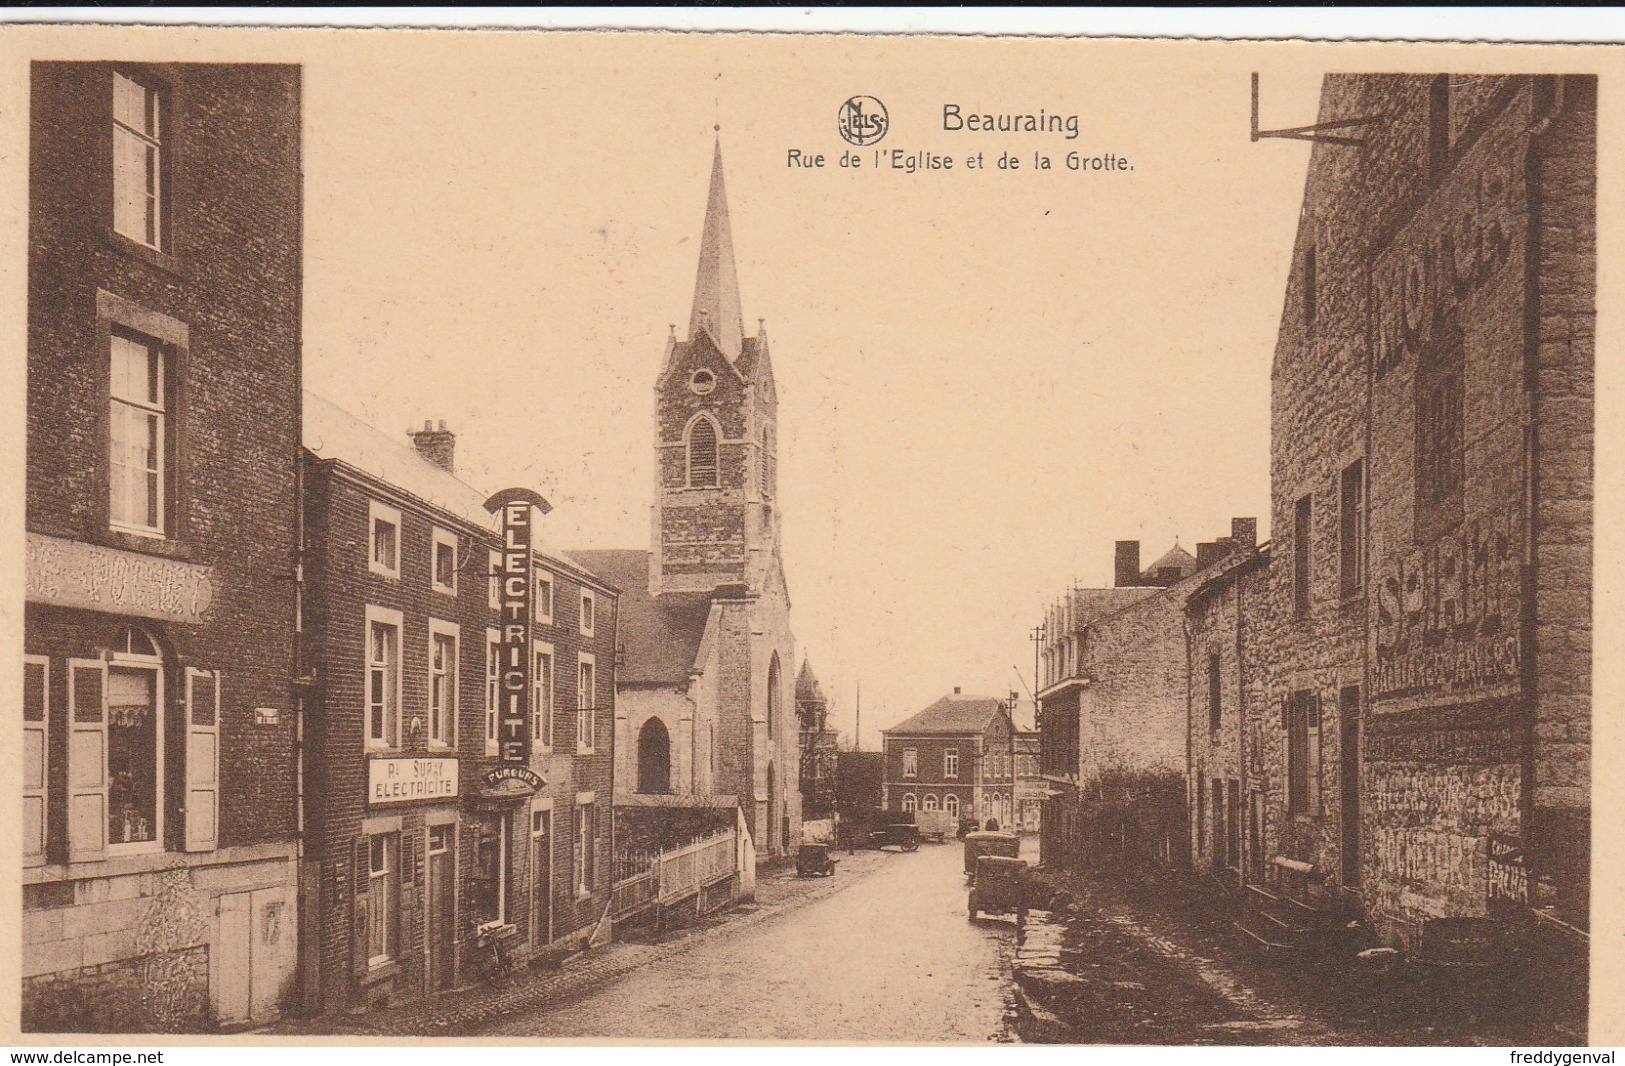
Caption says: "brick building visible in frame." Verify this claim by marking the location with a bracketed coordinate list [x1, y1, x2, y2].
[574, 140, 799, 859]
[1037, 524, 1254, 869]
[881, 690, 1028, 830]
[1226, 74, 1594, 957]
[23, 63, 304, 1032]
[298, 396, 618, 1013]
[1012, 725, 1043, 835]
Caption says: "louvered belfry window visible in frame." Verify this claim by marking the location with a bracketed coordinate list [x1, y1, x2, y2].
[687, 418, 719, 487]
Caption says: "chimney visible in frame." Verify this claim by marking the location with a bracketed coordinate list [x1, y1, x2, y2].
[1196, 541, 1219, 569]
[953, 686, 962, 696]
[408, 419, 456, 473]
[1231, 517, 1257, 550]
[1114, 541, 1140, 587]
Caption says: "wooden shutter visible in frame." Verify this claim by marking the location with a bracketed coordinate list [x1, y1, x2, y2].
[68, 658, 109, 862]
[351, 837, 370, 979]
[185, 668, 221, 852]
[23, 656, 49, 866]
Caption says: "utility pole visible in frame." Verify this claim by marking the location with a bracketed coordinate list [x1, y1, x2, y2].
[854, 680, 861, 752]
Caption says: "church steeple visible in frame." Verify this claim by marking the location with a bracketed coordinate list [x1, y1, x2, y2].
[688, 137, 746, 363]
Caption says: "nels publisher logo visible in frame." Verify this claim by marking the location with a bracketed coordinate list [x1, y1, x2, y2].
[838, 96, 888, 146]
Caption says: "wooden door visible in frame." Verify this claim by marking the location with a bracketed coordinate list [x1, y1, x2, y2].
[425, 825, 455, 992]
[530, 810, 551, 949]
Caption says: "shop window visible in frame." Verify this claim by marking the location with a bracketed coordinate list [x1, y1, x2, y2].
[107, 627, 162, 852]
[472, 816, 509, 926]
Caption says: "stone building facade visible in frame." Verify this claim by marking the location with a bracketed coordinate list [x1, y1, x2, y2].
[299, 397, 618, 1014]
[1198, 74, 1593, 957]
[1038, 525, 1254, 869]
[575, 140, 799, 859]
[23, 62, 304, 1032]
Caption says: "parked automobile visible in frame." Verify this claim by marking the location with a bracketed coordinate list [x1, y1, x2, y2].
[873, 822, 921, 852]
[796, 843, 839, 877]
[968, 855, 1029, 924]
[963, 831, 1021, 879]
[915, 809, 955, 843]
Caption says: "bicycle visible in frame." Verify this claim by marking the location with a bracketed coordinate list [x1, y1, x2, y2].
[466, 917, 517, 987]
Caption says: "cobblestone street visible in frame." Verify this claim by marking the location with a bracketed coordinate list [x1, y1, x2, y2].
[482, 840, 1020, 1041]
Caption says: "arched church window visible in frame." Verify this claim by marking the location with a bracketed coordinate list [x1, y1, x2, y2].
[767, 653, 781, 740]
[636, 717, 672, 795]
[687, 418, 719, 488]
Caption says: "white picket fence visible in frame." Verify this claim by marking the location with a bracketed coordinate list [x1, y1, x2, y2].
[612, 827, 739, 919]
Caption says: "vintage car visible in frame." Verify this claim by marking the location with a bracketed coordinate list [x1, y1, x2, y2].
[796, 843, 839, 877]
[963, 831, 1021, 879]
[969, 855, 1029, 923]
[873, 822, 921, 852]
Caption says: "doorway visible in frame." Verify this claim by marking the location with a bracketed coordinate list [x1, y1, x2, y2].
[1339, 686, 1361, 887]
[530, 808, 551, 949]
[425, 824, 455, 992]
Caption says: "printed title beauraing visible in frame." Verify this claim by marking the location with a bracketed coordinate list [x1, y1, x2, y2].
[943, 104, 1081, 140]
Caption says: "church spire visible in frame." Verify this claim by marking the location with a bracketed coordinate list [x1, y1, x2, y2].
[688, 136, 746, 363]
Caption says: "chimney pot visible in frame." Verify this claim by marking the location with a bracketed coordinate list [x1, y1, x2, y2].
[953, 686, 962, 695]
[408, 421, 456, 474]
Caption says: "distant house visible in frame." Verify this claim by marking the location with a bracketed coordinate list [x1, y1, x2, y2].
[881, 689, 1031, 830]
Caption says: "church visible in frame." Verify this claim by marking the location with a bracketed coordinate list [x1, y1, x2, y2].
[574, 141, 800, 859]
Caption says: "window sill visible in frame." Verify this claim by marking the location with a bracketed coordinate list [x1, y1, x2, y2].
[433, 584, 457, 597]
[104, 228, 188, 279]
[360, 960, 398, 987]
[101, 528, 193, 561]
[368, 567, 401, 580]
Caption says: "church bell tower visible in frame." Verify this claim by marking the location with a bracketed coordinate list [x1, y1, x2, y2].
[650, 140, 780, 597]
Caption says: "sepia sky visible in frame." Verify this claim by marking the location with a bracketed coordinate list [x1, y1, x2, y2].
[293, 34, 1332, 745]
[7, 28, 1559, 746]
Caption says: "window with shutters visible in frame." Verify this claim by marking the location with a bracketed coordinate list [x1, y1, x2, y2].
[365, 606, 403, 749]
[106, 627, 163, 852]
[576, 654, 596, 754]
[428, 622, 458, 748]
[686, 417, 719, 488]
[113, 71, 165, 250]
[533, 642, 554, 751]
[184, 667, 220, 852]
[366, 833, 398, 966]
[109, 331, 168, 537]
[24, 656, 49, 866]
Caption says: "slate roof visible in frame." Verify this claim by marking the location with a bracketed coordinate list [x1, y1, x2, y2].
[305, 390, 588, 566]
[568, 549, 715, 686]
[885, 692, 1024, 737]
[1142, 543, 1197, 581]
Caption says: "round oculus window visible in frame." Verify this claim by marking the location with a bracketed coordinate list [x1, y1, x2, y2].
[689, 369, 717, 395]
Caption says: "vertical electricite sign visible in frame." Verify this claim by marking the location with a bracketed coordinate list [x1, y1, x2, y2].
[484, 488, 553, 766]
